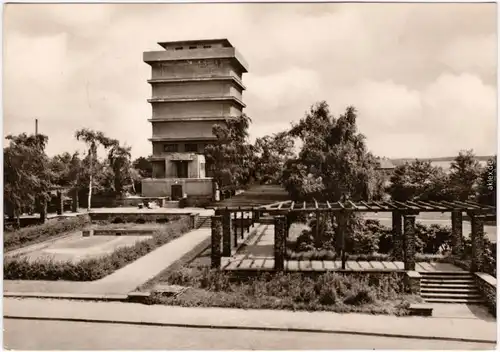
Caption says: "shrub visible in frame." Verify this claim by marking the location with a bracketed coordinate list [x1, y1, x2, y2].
[460, 235, 496, 277]
[344, 289, 375, 306]
[288, 217, 456, 259]
[4, 216, 193, 281]
[415, 223, 451, 254]
[4, 215, 91, 252]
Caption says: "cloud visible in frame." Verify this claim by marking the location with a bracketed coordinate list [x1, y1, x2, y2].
[3, 3, 497, 159]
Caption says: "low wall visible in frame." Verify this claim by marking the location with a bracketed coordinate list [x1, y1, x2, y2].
[88, 212, 193, 225]
[475, 272, 496, 316]
[405, 271, 421, 295]
[80, 196, 169, 208]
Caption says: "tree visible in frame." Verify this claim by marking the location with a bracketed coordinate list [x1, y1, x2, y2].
[4, 133, 52, 226]
[205, 114, 255, 190]
[282, 102, 381, 252]
[253, 131, 295, 184]
[108, 144, 134, 196]
[133, 156, 153, 179]
[478, 156, 496, 206]
[387, 160, 453, 202]
[49, 152, 83, 188]
[283, 102, 379, 202]
[75, 129, 118, 210]
[448, 150, 482, 201]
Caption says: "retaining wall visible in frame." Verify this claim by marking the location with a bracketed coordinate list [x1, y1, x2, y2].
[475, 272, 496, 316]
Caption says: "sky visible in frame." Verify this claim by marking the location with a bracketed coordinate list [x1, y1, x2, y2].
[3, 2, 498, 159]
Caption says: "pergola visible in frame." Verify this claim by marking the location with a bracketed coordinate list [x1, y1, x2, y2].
[210, 200, 495, 272]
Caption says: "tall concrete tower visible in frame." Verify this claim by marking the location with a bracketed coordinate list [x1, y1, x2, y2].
[142, 39, 248, 205]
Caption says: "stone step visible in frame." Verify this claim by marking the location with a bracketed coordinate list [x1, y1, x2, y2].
[419, 271, 473, 278]
[421, 279, 475, 284]
[421, 275, 474, 280]
[421, 287, 479, 294]
[421, 283, 476, 289]
[424, 298, 485, 304]
[421, 292, 483, 299]
[420, 271, 471, 275]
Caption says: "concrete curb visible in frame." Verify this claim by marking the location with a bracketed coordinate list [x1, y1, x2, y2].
[4, 292, 128, 301]
[3, 314, 496, 344]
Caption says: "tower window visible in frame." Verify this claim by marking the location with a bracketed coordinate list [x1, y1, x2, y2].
[175, 47, 183, 51]
[185, 143, 198, 152]
[164, 144, 178, 152]
[203, 45, 212, 49]
[189, 46, 197, 49]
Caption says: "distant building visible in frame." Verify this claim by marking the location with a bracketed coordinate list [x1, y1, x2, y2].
[141, 39, 248, 204]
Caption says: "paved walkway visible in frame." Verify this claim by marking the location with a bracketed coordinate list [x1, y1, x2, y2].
[3, 298, 496, 343]
[428, 303, 496, 321]
[4, 227, 211, 297]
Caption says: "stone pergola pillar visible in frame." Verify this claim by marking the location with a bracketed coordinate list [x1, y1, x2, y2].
[392, 211, 403, 260]
[222, 210, 232, 256]
[470, 214, 486, 272]
[451, 210, 463, 257]
[240, 211, 245, 239]
[336, 212, 348, 269]
[403, 214, 417, 271]
[39, 197, 47, 224]
[314, 210, 321, 248]
[211, 215, 223, 269]
[274, 215, 286, 271]
[71, 189, 79, 213]
[286, 213, 293, 238]
[56, 190, 64, 215]
[232, 212, 238, 248]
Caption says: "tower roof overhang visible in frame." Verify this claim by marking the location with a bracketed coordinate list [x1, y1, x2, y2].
[157, 38, 233, 49]
[143, 47, 249, 73]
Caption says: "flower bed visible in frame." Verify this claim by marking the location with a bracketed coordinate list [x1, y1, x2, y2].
[145, 267, 420, 315]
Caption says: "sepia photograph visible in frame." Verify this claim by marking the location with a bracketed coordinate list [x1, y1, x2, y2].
[2, 1, 498, 350]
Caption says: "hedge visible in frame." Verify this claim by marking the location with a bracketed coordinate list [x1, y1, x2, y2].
[4, 215, 91, 252]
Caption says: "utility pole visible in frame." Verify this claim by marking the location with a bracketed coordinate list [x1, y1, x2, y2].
[35, 118, 38, 136]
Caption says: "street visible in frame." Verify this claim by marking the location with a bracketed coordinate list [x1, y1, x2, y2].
[4, 318, 495, 350]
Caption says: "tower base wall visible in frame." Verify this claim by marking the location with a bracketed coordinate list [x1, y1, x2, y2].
[142, 178, 214, 207]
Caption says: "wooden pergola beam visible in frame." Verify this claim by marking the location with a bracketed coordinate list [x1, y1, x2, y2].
[464, 200, 495, 209]
[407, 200, 428, 210]
[215, 200, 495, 213]
[452, 200, 481, 209]
[423, 200, 448, 210]
[347, 200, 358, 209]
[360, 201, 374, 210]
